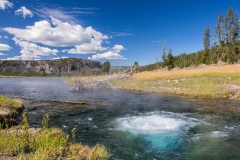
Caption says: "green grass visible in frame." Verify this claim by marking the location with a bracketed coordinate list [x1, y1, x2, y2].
[112, 73, 240, 99]
[0, 111, 110, 160]
[0, 95, 23, 110]
[0, 95, 24, 127]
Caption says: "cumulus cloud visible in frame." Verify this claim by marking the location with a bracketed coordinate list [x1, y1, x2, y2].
[4, 36, 8, 39]
[0, 53, 7, 55]
[11, 37, 58, 60]
[112, 44, 124, 52]
[4, 17, 126, 60]
[91, 51, 126, 60]
[4, 17, 108, 48]
[89, 45, 126, 60]
[0, 0, 13, 10]
[0, 43, 11, 51]
[15, 6, 34, 19]
[66, 39, 108, 54]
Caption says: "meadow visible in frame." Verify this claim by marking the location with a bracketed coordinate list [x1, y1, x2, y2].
[111, 64, 240, 99]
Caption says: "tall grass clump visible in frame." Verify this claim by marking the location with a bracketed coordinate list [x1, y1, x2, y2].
[0, 111, 110, 159]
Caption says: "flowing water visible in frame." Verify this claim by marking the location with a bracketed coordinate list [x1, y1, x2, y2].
[1, 78, 240, 159]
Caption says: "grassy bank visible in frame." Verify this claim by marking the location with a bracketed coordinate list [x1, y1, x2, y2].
[0, 95, 24, 127]
[111, 64, 240, 99]
[0, 97, 110, 160]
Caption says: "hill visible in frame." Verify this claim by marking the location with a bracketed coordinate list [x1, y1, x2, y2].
[0, 58, 102, 76]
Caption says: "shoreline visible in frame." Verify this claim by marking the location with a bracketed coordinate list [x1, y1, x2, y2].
[111, 64, 240, 100]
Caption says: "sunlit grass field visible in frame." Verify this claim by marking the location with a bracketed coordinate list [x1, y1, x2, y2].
[111, 64, 240, 99]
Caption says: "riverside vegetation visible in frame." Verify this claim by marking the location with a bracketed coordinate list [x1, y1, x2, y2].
[111, 64, 240, 100]
[0, 96, 110, 160]
[0, 95, 24, 127]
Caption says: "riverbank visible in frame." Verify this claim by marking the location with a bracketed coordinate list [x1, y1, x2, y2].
[110, 64, 240, 100]
[0, 96, 110, 159]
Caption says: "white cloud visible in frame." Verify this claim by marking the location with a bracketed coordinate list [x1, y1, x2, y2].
[0, 53, 7, 55]
[34, 7, 78, 22]
[34, 7, 98, 23]
[112, 44, 124, 52]
[15, 6, 34, 19]
[4, 17, 108, 48]
[89, 45, 126, 60]
[0, 36, 2, 38]
[110, 32, 133, 37]
[4, 36, 8, 39]
[52, 57, 60, 60]
[62, 56, 68, 59]
[151, 40, 161, 43]
[12, 37, 59, 60]
[67, 39, 108, 54]
[91, 51, 126, 60]
[4, 17, 126, 60]
[0, 0, 13, 10]
[0, 43, 11, 51]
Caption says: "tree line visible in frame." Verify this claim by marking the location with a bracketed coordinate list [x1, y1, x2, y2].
[140, 8, 240, 71]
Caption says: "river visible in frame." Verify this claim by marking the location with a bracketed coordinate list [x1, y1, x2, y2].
[1, 78, 240, 160]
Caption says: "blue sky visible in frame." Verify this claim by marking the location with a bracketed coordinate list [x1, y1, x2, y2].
[0, 0, 240, 66]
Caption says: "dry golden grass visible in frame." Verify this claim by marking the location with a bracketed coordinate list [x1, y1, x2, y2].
[133, 64, 240, 80]
[68, 64, 240, 99]
[111, 64, 240, 99]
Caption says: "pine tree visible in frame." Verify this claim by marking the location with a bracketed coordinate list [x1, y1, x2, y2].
[203, 26, 211, 51]
[166, 48, 174, 69]
[102, 61, 111, 73]
[162, 39, 167, 65]
[215, 14, 224, 43]
[232, 12, 240, 43]
[202, 26, 210, 64]
[225, 8, 234, 43]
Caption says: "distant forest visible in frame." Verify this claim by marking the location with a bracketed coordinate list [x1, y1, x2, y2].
[141, 8, 240, 71]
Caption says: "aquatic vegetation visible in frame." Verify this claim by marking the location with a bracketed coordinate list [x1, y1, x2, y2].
[0, 111, 110, 160]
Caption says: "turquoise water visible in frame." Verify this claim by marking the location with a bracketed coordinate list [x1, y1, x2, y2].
[1, 78, 240, 159]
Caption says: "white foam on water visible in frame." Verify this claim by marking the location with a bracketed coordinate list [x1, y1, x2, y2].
[211, 131, 228, 138]
[115, 112, 188, 135]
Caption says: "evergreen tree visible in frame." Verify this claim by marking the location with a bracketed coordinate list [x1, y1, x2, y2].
[225, 8, 234, 43]
[215, 14, 224, 43]
[203, 26, 211, 50]
[232, 12, 240, 43]
[202, 26, 211, 64]
[162, 39, 167, 65]
[166, 48, 174, 69]
[102, 61, 111, 73]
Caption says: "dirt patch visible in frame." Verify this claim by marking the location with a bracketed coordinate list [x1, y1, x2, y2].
[0, 107, 11, 116]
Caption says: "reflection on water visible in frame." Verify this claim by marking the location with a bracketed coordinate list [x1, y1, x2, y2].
[1, 78, 240, 159]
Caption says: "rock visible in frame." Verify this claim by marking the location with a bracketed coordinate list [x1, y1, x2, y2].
[0, 58, 102, 74]
[0, 107, 11, 116]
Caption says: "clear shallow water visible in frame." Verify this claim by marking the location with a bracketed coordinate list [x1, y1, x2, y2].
[1, 78, 240, 159]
